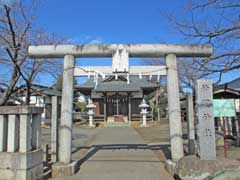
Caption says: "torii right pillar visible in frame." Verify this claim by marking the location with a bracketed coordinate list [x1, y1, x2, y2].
[166, 54, 184, 162]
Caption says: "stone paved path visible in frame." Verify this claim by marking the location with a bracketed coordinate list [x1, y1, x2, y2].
[56, 127, 173, 180]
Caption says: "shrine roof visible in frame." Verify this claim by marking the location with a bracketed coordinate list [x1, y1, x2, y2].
[76, 75, 160, 93]
[213, 78, 240, 98]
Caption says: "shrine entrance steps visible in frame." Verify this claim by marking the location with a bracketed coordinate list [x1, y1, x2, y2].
[104, 122, 131, 127]
[105, 116, 130, 127]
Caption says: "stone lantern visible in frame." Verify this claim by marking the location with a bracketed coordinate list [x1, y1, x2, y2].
[86, 99, 96, 127]
[139, 99, 149, 127]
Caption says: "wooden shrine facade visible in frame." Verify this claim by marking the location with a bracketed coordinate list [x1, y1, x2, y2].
[76, 75, 159, 122]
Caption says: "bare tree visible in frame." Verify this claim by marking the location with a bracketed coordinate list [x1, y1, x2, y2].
[167, 0, 240, 82]
[18, 31, 64, 104]
[144, 58, 206, 91]
[144, 0, 239, 92]
[0, 1, 64, 105]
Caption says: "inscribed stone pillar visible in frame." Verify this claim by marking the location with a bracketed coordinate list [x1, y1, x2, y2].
[186, 93, 195, 155]
[59, 55, 75, 164]
[166, 54, 184, 161]
[51, 96, 59, 161]
[195, 80, 216, 160]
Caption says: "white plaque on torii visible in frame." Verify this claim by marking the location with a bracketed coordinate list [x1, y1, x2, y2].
[112, 45, 129, 73]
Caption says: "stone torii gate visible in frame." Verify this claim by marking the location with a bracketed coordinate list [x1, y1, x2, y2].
[28, 44, 212, 175]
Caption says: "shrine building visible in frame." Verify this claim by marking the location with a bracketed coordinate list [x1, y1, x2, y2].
[76, 75, 160, 122]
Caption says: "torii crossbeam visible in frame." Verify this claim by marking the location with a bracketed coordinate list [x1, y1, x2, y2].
[28, 44, 212, 58]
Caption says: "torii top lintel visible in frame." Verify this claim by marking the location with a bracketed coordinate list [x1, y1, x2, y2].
[28, 44, 213, 58]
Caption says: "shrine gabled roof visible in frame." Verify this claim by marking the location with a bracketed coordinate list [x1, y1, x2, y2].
[76, 75, 160, 92]
[213, 77, 240, 98]
[38, 89, 61, 97]
[217, 78, 240, 91]
[15, 84, 61, 97]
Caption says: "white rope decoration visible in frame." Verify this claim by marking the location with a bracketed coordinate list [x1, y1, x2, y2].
[74, 66, 165, 88]
[75, 66, 165, 76]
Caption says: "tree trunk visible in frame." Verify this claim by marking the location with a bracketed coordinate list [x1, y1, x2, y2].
[24, 82, 31, 105]
[0, 68, 19, 106]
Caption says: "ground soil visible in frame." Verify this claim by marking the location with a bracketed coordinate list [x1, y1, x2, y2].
[133, 120, 240, 163]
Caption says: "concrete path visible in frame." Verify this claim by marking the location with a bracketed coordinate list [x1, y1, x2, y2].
[56, 127, 173, 180]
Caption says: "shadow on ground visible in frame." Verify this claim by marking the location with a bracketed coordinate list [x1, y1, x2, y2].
[72, 143, 171, 173]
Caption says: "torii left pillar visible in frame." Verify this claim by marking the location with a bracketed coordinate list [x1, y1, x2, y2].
[52, 55, 75, 177]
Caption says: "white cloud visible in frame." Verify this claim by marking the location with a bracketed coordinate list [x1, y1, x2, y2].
[68, 35, 104, 44]
[88, 38, 103, 44]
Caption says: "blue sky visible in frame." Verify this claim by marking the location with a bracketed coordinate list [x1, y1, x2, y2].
[1, 0, 238, 86]
[33, 0, 190, 85]
[36, 0, 186, 44]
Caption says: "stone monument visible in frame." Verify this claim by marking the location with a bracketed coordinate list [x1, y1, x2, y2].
[195, 80, 216, 160]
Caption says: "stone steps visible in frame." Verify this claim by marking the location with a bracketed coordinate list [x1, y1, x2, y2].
[104, 122, 131, 127]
